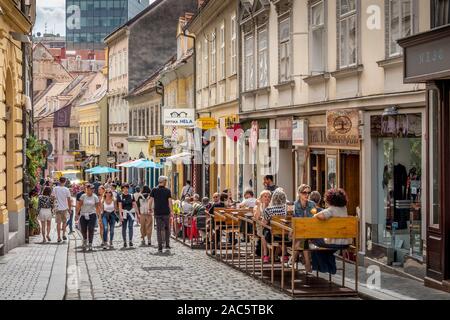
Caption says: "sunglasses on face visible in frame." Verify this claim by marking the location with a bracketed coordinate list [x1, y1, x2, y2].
[301, 191, 311, 195]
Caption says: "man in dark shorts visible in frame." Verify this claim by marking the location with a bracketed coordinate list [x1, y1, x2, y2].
[149, 176, 173, 253]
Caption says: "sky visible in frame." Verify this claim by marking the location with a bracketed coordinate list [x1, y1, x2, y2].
[34, 0, 66, 36]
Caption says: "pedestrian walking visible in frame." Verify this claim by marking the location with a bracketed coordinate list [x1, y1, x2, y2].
[149, 176, 173, 253]
[180, 180, 193, 201]
[263, 175, 278, 193]
[101, 189, 117, 249]
[76, 184, 100, 251]
[98, 186, 106, 242]
[137, 186, 153, 246]
[52, 177, 72, 243]
[118, 184, 140, 248]
[38, 186, 54, 243]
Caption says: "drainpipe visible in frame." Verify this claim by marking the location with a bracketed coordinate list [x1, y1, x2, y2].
[183, 28, 199, 195]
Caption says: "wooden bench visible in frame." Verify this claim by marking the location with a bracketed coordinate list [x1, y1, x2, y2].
[271, 216, 359, 296]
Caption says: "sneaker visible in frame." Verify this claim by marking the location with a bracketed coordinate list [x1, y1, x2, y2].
[141, 240, 146, 246]
[129, 242, 134, 247]
[103, 243, 108, 250]
[62, 235, 67, 241]
[82, 240, 87, 251]
[148, 241, 151, 247]
[158, 247, 163, 253]
[88, 244, 93, 251]
[263, 256, 270, 264]
[123, 242, 128, 248]
[46, 236, 51, 242]
[57, 238, 62, 243]
[165, 245, 171, 250]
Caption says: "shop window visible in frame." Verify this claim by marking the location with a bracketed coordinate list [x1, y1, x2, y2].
[371, 113, 423, 261]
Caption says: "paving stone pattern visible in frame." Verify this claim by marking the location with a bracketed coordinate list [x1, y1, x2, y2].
[65, 224, 290, 300]
[0, 224, 68, 300]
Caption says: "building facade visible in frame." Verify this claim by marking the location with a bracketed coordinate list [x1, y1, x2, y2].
[105, 0, 198, 179]
[187, 0, 240, 198]
[236, 0, 431, 278]
[399, 0, 450, 292]
[0, 0, 36, 255]
[65, 0, 149, 50]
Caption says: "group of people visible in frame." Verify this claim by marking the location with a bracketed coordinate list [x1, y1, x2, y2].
[178, 175, 351, 274]
[36, 175, 174, 253]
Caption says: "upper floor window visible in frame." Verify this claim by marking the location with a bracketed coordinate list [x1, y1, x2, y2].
[432, 0, 450, 28]
[279, 17, 291, 82]
[220, 23, 226, 80]
[231, 14, 237, 75]
[203, 38, 209, 87]
[310, 0, 326, 73]
[258, 27, 268, 87]
[244, 34, 255, 91]
[210, 31, 217, 83]
[338, 0, 357, 68]
[388, 0, 413, 57]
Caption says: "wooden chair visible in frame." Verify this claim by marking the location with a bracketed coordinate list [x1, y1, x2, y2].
[265, 216, 291, 285]
[287, 217, 359, 296]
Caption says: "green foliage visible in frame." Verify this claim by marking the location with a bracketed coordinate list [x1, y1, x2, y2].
[26, 135, 46, 191]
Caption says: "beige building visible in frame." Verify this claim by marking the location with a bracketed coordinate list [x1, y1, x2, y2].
[77, 72, 108, 174]
[187, 0, 240, 198]
[0, 0, 36, 254]
[105, 29, 129, 173]
[32, 43, 73, 97]
[237, 0, 429, 277]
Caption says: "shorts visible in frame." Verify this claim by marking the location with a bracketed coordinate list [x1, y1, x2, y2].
[55, 210, 68, 224]
[38, 208, 52, 222]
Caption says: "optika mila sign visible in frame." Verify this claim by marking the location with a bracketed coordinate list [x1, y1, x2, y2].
[163, 109, 195, 127]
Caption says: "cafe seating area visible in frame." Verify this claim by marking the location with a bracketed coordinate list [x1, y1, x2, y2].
[205, 208, 360, 298]
[171, 210, 207, 249]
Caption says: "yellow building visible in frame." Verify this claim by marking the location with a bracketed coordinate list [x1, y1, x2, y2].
[77, 73, 108, 178]
[0, 0, 36, 254]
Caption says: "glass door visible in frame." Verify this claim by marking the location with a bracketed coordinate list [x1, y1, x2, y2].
[377, 137, 422, 264]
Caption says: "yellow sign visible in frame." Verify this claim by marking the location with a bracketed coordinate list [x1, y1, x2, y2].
[196, 117, 217, 130]
[148, 138, 164, 155]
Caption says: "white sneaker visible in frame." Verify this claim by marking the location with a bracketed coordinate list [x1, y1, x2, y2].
[88, 244, 93, 251]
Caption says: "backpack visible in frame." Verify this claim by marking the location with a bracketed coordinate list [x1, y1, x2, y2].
[138, 194, 150, 214]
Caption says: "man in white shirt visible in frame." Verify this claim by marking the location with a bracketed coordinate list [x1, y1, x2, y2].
[53, 177, 72, 243]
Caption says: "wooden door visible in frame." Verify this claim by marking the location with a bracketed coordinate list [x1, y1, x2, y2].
[341, 153, 360, 216]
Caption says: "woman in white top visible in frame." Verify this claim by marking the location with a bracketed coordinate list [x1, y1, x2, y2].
[253, 190, 272, 263]
[101, 189, 117, 249]
[76, 184, 100, 251]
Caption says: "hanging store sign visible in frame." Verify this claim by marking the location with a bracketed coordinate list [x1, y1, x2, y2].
[326, 110, 360, 147]
[276, 117, 293, 141]
[197, 117, 218, 130]
[155, 146, 173, 158]
[292, 119, 308, 147]
[163, 109, 195, 127]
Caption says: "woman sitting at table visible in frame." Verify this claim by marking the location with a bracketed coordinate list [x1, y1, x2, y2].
[292, 184, 317, 272]
[262, 188, 289, 263]
[254, 190, 271, 261]
[310, 188, 351, 274]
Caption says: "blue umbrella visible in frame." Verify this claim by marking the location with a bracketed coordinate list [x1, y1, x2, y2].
[133, 159, 164, 169]
[85, 166, 102, 173]
[88, 166, 120, 175]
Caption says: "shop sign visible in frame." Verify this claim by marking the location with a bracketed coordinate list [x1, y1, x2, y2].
[326, 110, 360, 147]
[117, 153, 129, 163]
[196, 117, 217, 130]
[163, 109, 195, 126]
[250, 121, 258, 152]
[107, 156, 116, 164]
[370, 114, 422, 137]
[156, 146, 173, 158]
[292, 119, 308, 147]
[309, 126, 327, 146]
[276, 118, 293, 141]
[399, 30, 450, 82]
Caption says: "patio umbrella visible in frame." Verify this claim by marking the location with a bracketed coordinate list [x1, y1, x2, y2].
[88, 166, 121, 175]
[131, 159, 164, 169]
[85, 166, 102, 173]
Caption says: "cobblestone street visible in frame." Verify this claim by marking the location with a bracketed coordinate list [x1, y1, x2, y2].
[65, 224, 290, 300]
